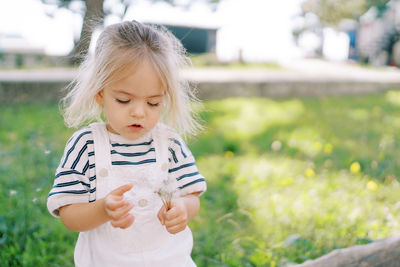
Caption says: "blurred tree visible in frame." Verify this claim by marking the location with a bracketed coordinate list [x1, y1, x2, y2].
[41, 0, 220, 65]
[41, 0, 105, 64]
[301, 0, 390, 26]
[295, 0, 391, 57]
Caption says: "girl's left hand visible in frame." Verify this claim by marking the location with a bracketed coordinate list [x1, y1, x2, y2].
[157, 198, 188, 234]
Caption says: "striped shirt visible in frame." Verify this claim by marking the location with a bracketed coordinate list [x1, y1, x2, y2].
[47, 126, 206, 217]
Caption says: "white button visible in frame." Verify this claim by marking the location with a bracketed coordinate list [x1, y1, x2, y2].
[161, 163, 168, 172]
[138, 199, 148, 207]
[99, 168, 108, 177]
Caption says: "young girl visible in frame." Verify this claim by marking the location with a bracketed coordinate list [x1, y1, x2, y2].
[47, 20, 206, 267]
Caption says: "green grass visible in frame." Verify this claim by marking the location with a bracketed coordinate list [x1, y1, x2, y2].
[2, 92, 400, 266]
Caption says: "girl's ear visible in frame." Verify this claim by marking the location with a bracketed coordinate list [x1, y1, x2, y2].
[95, 90, 104, 105]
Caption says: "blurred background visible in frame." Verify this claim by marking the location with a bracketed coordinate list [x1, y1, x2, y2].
[0, 0, 399, 68]
[2, 0, 400, 266]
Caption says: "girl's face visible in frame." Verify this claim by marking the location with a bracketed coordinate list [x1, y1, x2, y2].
[95, 60, 165, 140]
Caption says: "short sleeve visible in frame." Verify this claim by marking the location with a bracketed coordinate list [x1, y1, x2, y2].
[47, 128, 93, 217]
[167, 132, 207, 196]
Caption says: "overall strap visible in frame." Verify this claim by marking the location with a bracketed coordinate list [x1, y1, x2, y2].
[90, 122, 112, 179]
[153, 123, 170, 179]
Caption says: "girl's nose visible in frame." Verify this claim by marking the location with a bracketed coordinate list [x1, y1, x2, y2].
[130, 102, 145, 118]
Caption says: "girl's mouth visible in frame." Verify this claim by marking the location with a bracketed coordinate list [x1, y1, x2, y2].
[129, 124, 143, 129]
[128, 124, 144, 132]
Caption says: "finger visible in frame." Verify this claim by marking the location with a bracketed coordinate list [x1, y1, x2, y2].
[166, 223, 186, 234]
[111, 184, 133, 196]
[164, 215, 187, 228]
[111, 213, 135, 229]
[159, 205, 168, 225]
[157, 208, 164, 225]
[109, 202, 133, 221]
[106, 198, 130, 211]
[165, 207, 184, 221]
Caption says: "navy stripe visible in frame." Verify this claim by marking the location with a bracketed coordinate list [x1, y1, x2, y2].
[71, 143, 87, 169]
[48, 187, 95, 197]
[111, 147, 155, 157]
[169, 162, 196, 173]
[170, 138, 187, 158]
[89, 199, 96, 203]
[48, 189, 88, 197]
[53, 180, 90, 188]
[111, 139, 153, 147]
[66, 136, 74, 146]
[55, 170, 84, 179]
[89, 175, 96, 181]
[169, 148, 178, 163]
[82, 161, 89, 174]
[62, 131, 91, 168]
[112, 159, 156, 165]
[179, 178, 206, 189]
[89, 164, 95, 169]
[66, 126, 89, 145]
[177, 171, 200, 181]
[88, 151, 94, 157]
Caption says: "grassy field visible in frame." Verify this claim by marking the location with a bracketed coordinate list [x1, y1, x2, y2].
[1, 92, 400, 266]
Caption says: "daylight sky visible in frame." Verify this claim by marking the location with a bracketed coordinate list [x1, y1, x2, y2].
[0, 0, 306, 62]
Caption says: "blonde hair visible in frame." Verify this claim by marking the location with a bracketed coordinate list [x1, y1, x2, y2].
[62, 20, 201, 137]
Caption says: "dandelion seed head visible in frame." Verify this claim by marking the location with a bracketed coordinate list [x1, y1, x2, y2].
[271, 140, 282, 152]
[371, 160, 378, 169]
[155, 176, 178, 210]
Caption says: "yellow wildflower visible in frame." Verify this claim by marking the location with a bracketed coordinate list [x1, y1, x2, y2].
[279, 177, 294, 187]
[367, 181, 378, 191]
[350, 162, 361, 174]
[313, 141, 322, 152]
[224, 151, 235, 158]
[305, 168, 315, 178]
[324, 143, 333, 154]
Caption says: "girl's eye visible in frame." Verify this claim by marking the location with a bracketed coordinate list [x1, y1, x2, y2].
[116, 99, 130, 104]
[148, 102, 159, 107]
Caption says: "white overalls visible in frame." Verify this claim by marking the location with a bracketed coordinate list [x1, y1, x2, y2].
[74, 122, 195, 267]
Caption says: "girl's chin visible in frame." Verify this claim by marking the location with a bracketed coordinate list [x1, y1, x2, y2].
[128, 125, 144, 132]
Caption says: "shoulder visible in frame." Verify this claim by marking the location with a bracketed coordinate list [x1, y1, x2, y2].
[61, 126, 94, 167]
[66, 126, 94, 146]
[157, 124, 188, 149]
[155, 124, 194, 163]
[155, 122, 177, 137]
[155, 123, 184, 142]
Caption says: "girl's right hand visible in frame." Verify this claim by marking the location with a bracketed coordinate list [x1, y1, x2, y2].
[104, 184, 134, 229]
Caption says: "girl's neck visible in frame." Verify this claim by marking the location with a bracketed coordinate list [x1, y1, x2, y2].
[106, 124, 154, 144]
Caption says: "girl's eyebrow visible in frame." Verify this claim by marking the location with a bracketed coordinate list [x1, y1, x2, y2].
[112, 90, 164, 98]
[147, 94, 164, 98]
[112, 90, 131, 95]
